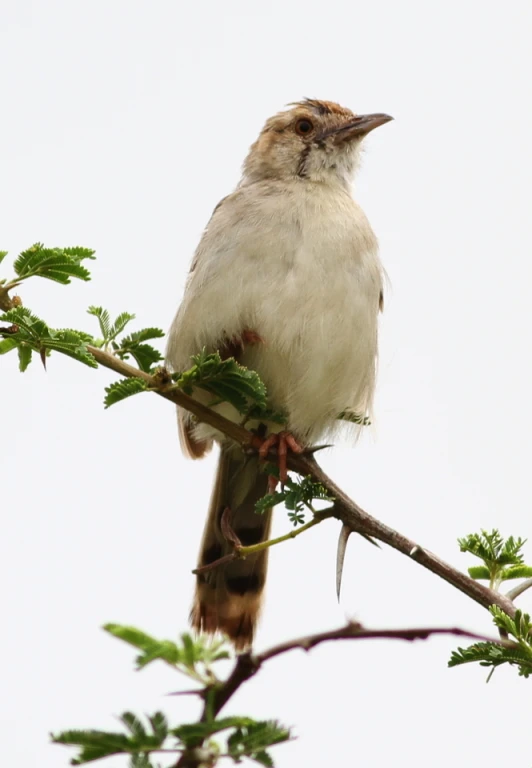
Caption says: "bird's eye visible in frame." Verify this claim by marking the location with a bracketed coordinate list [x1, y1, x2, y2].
[294, 118, 314, 136]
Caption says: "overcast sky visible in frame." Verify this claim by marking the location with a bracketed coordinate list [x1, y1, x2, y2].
[2, 1, 532, 766]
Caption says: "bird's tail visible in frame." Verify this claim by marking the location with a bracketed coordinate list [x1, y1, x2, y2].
[190, 446, 272, 650]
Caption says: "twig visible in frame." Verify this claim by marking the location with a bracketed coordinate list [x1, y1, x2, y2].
[174, 622, 504, 767]
[87, 346, 263, 451]
[203, 623, 506, 721]
[85, 345, 518, 621]
[193, 509, 336, 575]
[238, 509, 334, 556]
[506, 577, 532, 601]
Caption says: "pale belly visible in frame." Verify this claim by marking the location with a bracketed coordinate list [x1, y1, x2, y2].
[238, 252, 381, 443]
[168, 182, 383, 447]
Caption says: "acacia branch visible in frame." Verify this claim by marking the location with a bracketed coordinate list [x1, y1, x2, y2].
[206, 623, 504, 717]
[506, 577, 532, 601]
[172, 621, 505, 767]
[87, 344, 517, 622]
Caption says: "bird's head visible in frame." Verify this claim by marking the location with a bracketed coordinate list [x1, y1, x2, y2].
[242, 99, 392, 187]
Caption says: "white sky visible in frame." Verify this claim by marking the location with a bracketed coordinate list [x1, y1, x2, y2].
[2, 1, 532, 766]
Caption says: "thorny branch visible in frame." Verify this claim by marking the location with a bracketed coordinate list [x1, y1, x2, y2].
[174, 622, 507, 767]
[87, 344, 517, 620]
[3, 304, 528, 767]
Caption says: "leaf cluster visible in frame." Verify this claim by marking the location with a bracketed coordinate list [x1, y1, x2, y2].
[449, 606, 532, 679]
[104, 624, 228, 684]
[458, 529, 532, 588]
[52, 712, 168, 765]
[175, 349, 267, 415]
[256, 468, 334, 525]
[449, 530, 532, 678]
[0, 306, 97, 369]
[52, 624, 291, 766]
[88, 306, 164, 372]
[1, 246, 166, 378]
[53, 713, 289, 767]
[13, 242, 95, 284]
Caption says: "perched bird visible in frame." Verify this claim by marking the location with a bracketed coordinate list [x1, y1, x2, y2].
[166, 99, 392, 649]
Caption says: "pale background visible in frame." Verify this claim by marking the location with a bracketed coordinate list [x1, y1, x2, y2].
[2, 1, 531, 766]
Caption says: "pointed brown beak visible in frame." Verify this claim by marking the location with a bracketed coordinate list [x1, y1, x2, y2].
[323, 113, 393, 143]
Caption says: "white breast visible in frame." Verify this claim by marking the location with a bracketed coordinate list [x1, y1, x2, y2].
[167, 180, 383, 445]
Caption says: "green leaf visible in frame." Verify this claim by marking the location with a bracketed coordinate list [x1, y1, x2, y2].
[87, 306, 111, 340]
[337, 410, 371, 426]
[112, 327, 165, 372]
[147, 713, 168, 743]
[103, 624, 230, 676]
[51, 728, 131, 764]
[255, 472, 334, 526]
[175, 350, 267, 414]
[458, 530, 527, 566]
[104, 624, 181, 668]
[110, 311, 136, 340]
[13, 243, 92, 283]
[62, 246, 96, 261]
[181, 632, 197, 669]
[499, 565, 532, 580]
[255, 492, 287, 515]
[449, 606, 532, 679]
[0, 250, 8, 264]
[118, 343, 163, 373]
[52, 712, 168, 764]
[18, 344, 32, 371]
[0, 308, 97, 368]
[459, 530, 530, 589]
[44, 330, 98, 368]
[490, 605, 532, 640]
[252, 750, 274, 767]
[288, 510, 306, 526]
[104, 378, 147, 408]
[1, 306, 50, 338]
[467, 566, 491, 580]
[120, 713, 148, 741]
[226, 720, 291, 764]
[120, 328, 165, 344]
[173, 717, 256, 748]
[449, 642, 532, 679]
[0, 337, 19, 354]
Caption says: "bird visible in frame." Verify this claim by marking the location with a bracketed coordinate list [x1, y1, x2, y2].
[166, 98, 392, 650]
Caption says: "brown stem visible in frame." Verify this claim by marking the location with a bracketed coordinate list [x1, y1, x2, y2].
[86, 345, 263, 451]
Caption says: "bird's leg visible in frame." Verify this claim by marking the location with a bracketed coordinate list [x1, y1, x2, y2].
[259, 430, 305, 485]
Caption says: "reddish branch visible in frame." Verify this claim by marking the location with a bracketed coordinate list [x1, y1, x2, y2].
[172, 622, 506, 766]
[204, 623, 503, 720]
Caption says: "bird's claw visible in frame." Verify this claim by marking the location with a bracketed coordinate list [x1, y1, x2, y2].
[259, 430, 305, 485]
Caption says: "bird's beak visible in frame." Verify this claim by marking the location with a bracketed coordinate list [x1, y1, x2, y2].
[325, 113, 393, 143]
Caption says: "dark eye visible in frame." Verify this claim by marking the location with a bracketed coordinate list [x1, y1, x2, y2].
[295, 118, 314, 136]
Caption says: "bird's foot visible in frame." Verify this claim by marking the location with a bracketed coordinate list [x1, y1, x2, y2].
[259, 430, 305, 487]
